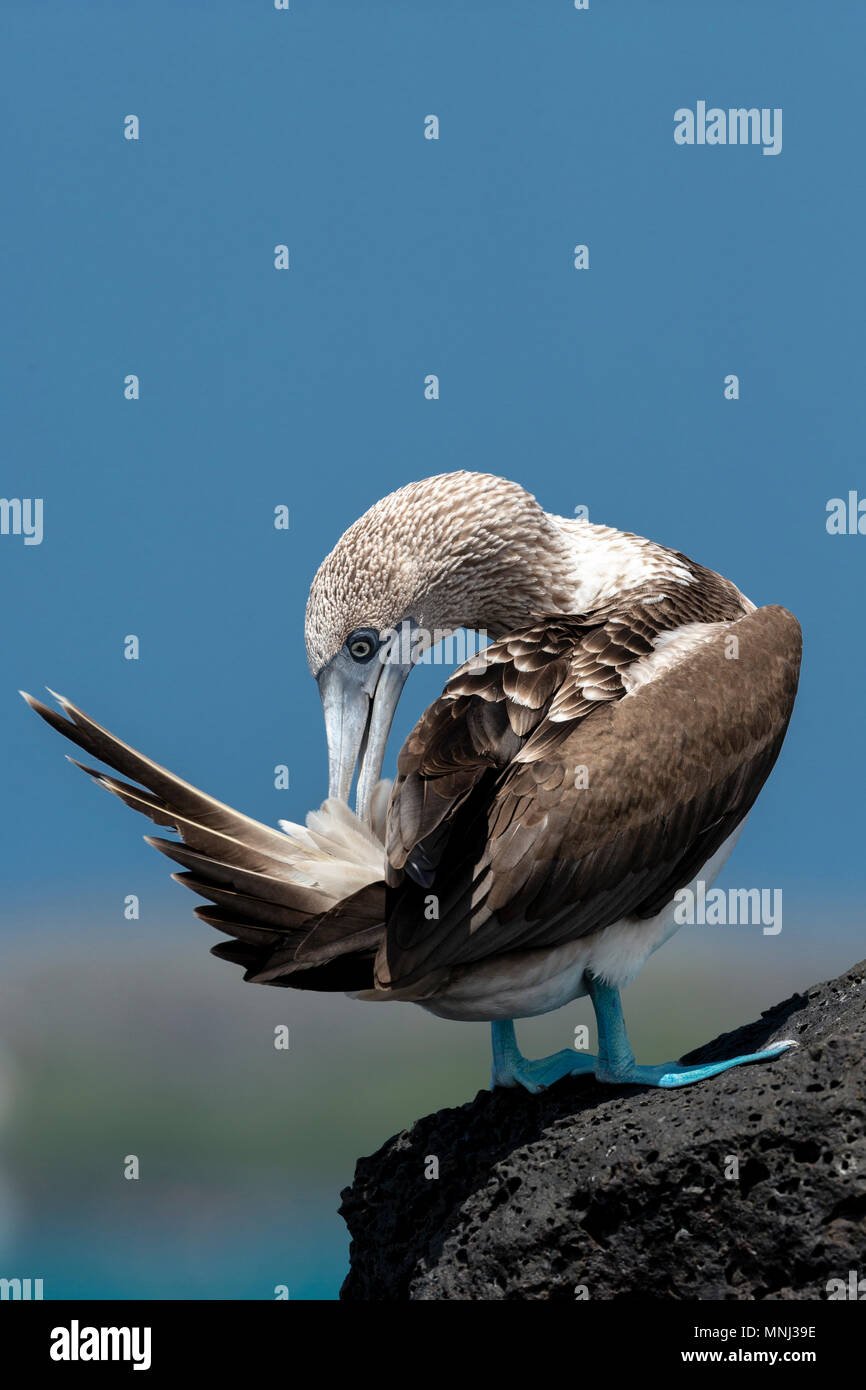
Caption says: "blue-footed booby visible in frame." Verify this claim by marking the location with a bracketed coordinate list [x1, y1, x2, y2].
[23, 471, 802, 1093]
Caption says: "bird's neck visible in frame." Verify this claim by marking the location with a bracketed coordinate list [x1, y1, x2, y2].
[544, 513, 698, 611]
[420, 511, 696, 640]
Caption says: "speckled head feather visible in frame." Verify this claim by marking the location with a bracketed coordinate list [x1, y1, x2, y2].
[304, 471, 579, 675]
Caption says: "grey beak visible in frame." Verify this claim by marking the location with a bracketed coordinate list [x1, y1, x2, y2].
[316, 659, 373, 806]
[316, 641, 413, 822]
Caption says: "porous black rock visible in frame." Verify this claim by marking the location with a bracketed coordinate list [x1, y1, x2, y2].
[339, 962, 866, 1300]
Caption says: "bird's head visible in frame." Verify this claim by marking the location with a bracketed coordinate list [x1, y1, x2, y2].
[305, 470, 576, 819]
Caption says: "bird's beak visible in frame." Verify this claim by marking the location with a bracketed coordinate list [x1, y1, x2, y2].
[316, 636, 414, 823]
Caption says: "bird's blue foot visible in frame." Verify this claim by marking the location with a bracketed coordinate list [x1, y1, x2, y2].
[490, 1019, 595, 1094]
[490, 976, 797, 1095]
[587, 973, 797, 1088]
[593, 1041, 797, 1089]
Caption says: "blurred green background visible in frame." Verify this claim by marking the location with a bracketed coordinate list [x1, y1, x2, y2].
[1, 900, 861, 1298]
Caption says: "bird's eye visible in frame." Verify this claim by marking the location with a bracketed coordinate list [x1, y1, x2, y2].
[346, 629, 378, 662]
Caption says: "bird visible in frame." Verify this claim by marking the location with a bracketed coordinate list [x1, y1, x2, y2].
[23, 470, 802, 1094]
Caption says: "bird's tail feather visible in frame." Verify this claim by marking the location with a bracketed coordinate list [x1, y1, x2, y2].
[21, 689, 388, 989]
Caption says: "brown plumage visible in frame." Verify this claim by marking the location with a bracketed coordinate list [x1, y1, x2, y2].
[382, 598, 799, 993]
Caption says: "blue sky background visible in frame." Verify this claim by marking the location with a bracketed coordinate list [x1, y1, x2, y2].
[1, 1, 863, 1299]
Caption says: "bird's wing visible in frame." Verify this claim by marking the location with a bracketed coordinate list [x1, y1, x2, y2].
[384, 603, 665, 877]
[21, 690, 387, 989]
[380, 603, 801, 989]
